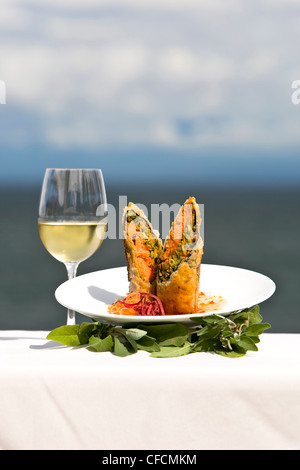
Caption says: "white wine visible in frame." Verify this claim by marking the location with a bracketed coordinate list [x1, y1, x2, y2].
[38, 221, 107, 263]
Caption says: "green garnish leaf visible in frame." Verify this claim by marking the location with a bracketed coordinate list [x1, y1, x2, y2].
[237, 335, 258, 351]
[151, 341, 192, 358]
[215, 348, 247, 358]
[113, 336, 133, 357]
[243, 323, 271, 336]
[46, 325, 81, 346]
[88, 334, 114, 352]
[124, 328, 148, 341]
[138, 323, 189, 347]
[136, 335, 160, 352]
[47, 305, 270, 359]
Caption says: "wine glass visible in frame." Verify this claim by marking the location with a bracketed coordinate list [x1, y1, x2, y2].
[38, 168, 107, 325]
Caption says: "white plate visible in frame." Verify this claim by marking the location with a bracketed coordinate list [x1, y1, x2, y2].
[54, 264, 276, 325]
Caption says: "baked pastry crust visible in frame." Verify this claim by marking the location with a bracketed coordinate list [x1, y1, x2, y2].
[122, 202, 162, 294]
[157, 197, 203, 314]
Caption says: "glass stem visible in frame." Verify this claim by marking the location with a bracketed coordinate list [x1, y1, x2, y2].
[65, 262, 79, 325]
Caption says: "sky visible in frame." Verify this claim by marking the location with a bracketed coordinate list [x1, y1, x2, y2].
[0, 0, 300, 187]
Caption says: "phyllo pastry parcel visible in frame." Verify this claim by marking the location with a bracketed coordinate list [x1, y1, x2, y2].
[120, 197, 204, 316]
[157, 197, 203, 315]
[123, 202, 162, 294]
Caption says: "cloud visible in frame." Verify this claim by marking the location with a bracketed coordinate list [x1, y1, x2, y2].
[0, 0, 299, 151]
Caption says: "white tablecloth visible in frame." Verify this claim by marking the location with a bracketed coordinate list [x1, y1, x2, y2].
[0, 331, 299, 451]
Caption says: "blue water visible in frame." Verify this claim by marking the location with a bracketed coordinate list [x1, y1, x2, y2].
[0, 184, 299, 333]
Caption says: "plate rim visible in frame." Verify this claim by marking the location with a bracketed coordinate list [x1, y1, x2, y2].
[54, 264, 276, 323]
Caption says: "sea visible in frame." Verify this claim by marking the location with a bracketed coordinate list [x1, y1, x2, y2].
[0, 184, 299, 333]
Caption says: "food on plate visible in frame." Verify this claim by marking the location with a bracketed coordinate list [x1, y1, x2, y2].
[122, 202, 162, 295]
[196, 292, 227, 313]
[108, 196, 224, 317]
[108, 290, 226, 316]
[157, 196, 203, 315]
[108, 291, 165, 316]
